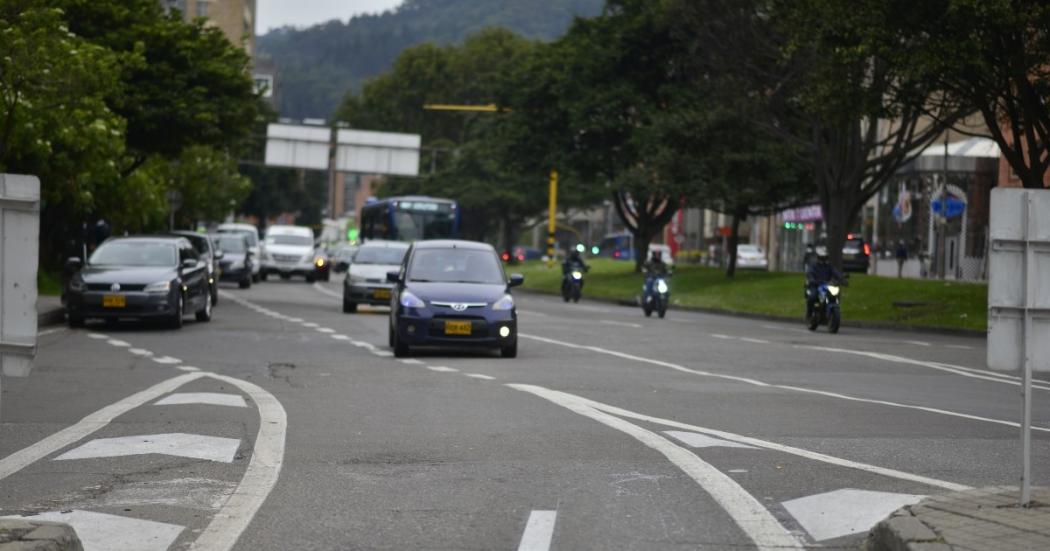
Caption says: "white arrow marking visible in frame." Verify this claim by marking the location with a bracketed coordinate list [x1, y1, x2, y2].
[665, 431, 758, 449]
[2, 510, 183, 551]
[781, 488, 925, 541]
[517, 510, 557, 551]
[155, 393, 247, 408]
[55, 433, 241, 463]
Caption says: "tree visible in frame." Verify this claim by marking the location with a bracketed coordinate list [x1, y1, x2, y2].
[146, 146, 252, 229]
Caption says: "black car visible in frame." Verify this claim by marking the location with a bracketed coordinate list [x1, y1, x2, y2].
[841, 234, 871, 273]
[171, 230, 221, 304]
[65, 236, 212, 328]
[388, 240, 523, 358]
[211, 233, 254, 289]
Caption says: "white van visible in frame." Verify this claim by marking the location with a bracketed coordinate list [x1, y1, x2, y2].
[261, 225, 318, 282]
[216, 223, 261, 282]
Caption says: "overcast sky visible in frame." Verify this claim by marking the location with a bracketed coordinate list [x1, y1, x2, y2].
[256, 0, 404, 34]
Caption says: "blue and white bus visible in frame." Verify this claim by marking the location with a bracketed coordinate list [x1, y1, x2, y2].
[359, 196, 460, 242]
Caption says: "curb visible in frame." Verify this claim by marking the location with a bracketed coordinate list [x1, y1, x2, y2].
[0, 518, 83, 551]
[37, 306, 65, 328]
[516, 288, 986, 338]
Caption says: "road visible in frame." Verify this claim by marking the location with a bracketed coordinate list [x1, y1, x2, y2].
[2, 278, 1047, 550]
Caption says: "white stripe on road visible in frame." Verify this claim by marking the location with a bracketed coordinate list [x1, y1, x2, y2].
[312, 282, 342, 299]
[87, 333, 109, 339]
[517, 510, 558, 551]
[2, 509, 183, 551]
[155, 392, 247, 408]
[398, 359, 423, 364]
[151, 356, 181, 365]
[665, 431, 758, 449]
[739, 337, 771, 344]
[709, 334, 733, 340]
[331, 334, 350, 340]
[55, 433, 241, 463]
[107, 339, 131, 347]
[905, 340, 931, 347]
[371, 350, 394, 357]
[520, 332, 1050, 435]
[128, 348, 152, 356]
[510, 385, 802, 550]
[301, 322, 319, 328]
[427, 366, 458, 373]
[466, 373, 496, 380]
[945, 344, 973, 350]
[600, 319, 642, 328]
[37, 327, 66, 337]
[316, 327, 335, 333]
[176, 366, 201, 372]
[0, 373, 205, 481]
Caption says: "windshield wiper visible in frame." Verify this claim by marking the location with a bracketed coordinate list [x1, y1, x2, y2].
[408, 278, 433, 282]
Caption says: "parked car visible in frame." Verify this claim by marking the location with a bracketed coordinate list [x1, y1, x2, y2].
[171, 230, 221, 304]
[216, 223, 261, 282]
[388, 240, 523, 358]
[260, 225, 318, 282]
[342, 240, 409, 313]
[211, 233, 254, 289]
[64, 236, 212, 328]
[736, 244, 769, 270]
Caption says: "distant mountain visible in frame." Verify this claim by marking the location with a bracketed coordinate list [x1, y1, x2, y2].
[257, 0, 605, 120]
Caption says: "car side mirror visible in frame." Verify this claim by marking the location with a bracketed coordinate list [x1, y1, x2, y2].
[386, 270, 400, 283]
[213, 249, 224, 260]
[335, 261, 349, 273]
[65, 257, 83, 273]
[508, 274, 524, 287]
[181, 258, 198, 270]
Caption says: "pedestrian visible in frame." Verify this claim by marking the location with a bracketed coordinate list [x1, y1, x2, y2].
[895, 239, 907, 278]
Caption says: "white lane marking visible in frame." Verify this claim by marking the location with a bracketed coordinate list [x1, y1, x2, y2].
[669, 317, 694, 323]
[301, 322, 319, 328]
[37, 327, 66, 337]
[510, 384, 802, 550]
[312, 281, 342, 299]
[782, 489, 925, 541]
[55, 433, 241, 463]
[802, 345, 1050, 391]
[176, 366, 201, 372]
[600, 319, 642, 328]
[427, 366, 458, 373]
[331, 334, 350, 340]
[371, 350, 394, 357]
[945, 344, 973, 350]
[709, 333, 733, 340]
[352, 341, 375, 349]
[87, 332, 109, 339]
[129, 348, 153, 356]
[151, 355, 182, 365]
[739, 337, 771, 344]
[521, 333, 1050, 434]
[155, 392, 248, 408]
[286, 317, 304, 323]
[665, 431, 758, 449]
[107, 339, 131, 347]
[466, 373, 496, 380]
[528, 385, 969, 492]
[0, 373, 205, 481]
[316, 327, 335, 333]
[191, 372, 287, 551]
[2, 509, 183, 551]
[905, 340, 931, 347]
[398, 359, 423, 364]
[729, 469, 748, 473]
[517, 510, 558, 551]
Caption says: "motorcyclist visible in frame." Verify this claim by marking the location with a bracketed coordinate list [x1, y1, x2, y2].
[643, 250, 671, 295]
[562, 250, 590, 291]
[805, 251, 844, 319]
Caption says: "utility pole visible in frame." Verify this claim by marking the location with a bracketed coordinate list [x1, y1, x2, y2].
[548, 169, 558, 267]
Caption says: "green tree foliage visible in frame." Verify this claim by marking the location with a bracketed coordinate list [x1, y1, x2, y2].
[144, 146, 252, 229]
[258, 0, 604, 119]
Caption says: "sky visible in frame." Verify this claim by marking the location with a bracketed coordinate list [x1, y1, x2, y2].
[256, 0, 404, 34]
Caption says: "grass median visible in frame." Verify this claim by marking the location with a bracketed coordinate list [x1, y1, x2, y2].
[513, 258, 987, 332]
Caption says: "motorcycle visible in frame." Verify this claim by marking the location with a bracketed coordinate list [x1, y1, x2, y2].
[562, 267, 586, 302]
[642, 274, 670, 318]
[806, 279, 845, 333]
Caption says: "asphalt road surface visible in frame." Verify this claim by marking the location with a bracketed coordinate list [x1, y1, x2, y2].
[2, 278, 1047, 550]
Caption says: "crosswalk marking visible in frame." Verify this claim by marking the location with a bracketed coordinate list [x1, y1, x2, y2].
[55, 433, 241, 463]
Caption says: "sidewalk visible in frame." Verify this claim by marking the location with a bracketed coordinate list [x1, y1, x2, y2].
[36, 295, 64, 327]
[868, 486, 1050, 550]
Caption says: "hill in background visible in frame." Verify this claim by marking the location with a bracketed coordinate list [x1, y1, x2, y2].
[257, 0, 604, 120]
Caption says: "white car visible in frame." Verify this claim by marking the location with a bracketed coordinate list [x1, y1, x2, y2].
[216, 223, 261, 282]
[261, 225, 319, 282]
[736, 244, 769, 270]
[342, 240, 410, 313]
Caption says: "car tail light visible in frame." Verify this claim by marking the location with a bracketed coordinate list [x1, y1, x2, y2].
[501, 252, 510, 262]
[864, 243, 871, 256]
[517, 254, 525, 262]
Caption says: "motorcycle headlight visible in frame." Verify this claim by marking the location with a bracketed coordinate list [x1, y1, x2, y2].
[571, 271, 583, 280]
[826, 285, 840, 296]
[69, 276, 86, 292]
[400, 290, 425, 308]
[144, 280, 172, 293]
[492, 294, 515, 311]
[656, 280, 669, 294]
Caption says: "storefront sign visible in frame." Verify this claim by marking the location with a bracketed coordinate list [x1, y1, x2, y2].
[782, 204, 823, 222]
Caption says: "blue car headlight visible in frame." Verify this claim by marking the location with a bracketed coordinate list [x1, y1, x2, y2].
[400, 290, 425, 308]
[144, 280, 172, 293]
[492, 294, 515, 311]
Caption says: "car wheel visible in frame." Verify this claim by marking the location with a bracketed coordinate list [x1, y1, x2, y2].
[500, 342, 518, 358]
[169, 293, 184, 329]
[306, 274, 316, 283]
[388, 322, 395, 348]
[195, 291, 212, 322]
[67, 314, 84, 328]
[253, 272, 261, 283]
[392, 326, 410, 357]
[239, 278, 250, 289]
[211, 285, 219, 305]
[343, 297, 357, 313]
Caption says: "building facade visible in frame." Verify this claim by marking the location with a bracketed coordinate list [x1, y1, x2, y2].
[161, 0, 257, 57]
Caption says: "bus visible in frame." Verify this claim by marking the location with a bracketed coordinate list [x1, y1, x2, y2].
[359, 196, 460, 242]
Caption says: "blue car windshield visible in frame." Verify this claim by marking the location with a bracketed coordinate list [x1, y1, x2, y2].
[90, 242, 177, 267]
[408, 249, 504, 284]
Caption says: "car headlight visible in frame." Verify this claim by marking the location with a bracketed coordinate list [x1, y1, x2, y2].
[571, 271, 583, 280]
[492, 294, 515, 311]
[69, 276, 86, 292]
[826, 285, 840, 296]
[315, 257, 326, 268]
[144, 280, 172, 293]
[400, 290, 425, 308]
[656, 280, 669, 294]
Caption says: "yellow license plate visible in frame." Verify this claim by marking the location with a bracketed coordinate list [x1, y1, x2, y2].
[102, 294, 126, 308]
[373, 288, 391, 299]
[444, 320, 472, 336]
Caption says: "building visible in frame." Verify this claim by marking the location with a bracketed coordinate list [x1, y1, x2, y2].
[160, 0, 257, 58]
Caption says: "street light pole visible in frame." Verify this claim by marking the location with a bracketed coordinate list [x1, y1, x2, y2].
[548, 169, 558, 267]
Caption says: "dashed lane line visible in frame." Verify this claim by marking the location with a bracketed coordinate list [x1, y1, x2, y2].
[517, 510, 558, 551]
[311, 282, 342, 299]
[466, 373, 496, 380]
[107, 339, 131, 347]
[510, 384, 803, 551]
[398, 359, 423, 365]
[37, 327, 66, 337]
[427, 366, 458, 373]
[151, 356, 182, 365]
[600, 319, 643, 328]
[87, 333, 109, 340]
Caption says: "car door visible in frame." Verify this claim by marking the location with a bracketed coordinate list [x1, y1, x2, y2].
[179, 243, 207, 309]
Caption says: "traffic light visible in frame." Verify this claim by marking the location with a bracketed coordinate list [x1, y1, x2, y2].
[347, 227, 359, 243]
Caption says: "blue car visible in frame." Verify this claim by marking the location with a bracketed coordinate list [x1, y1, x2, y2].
[387, 240, 524, 358]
